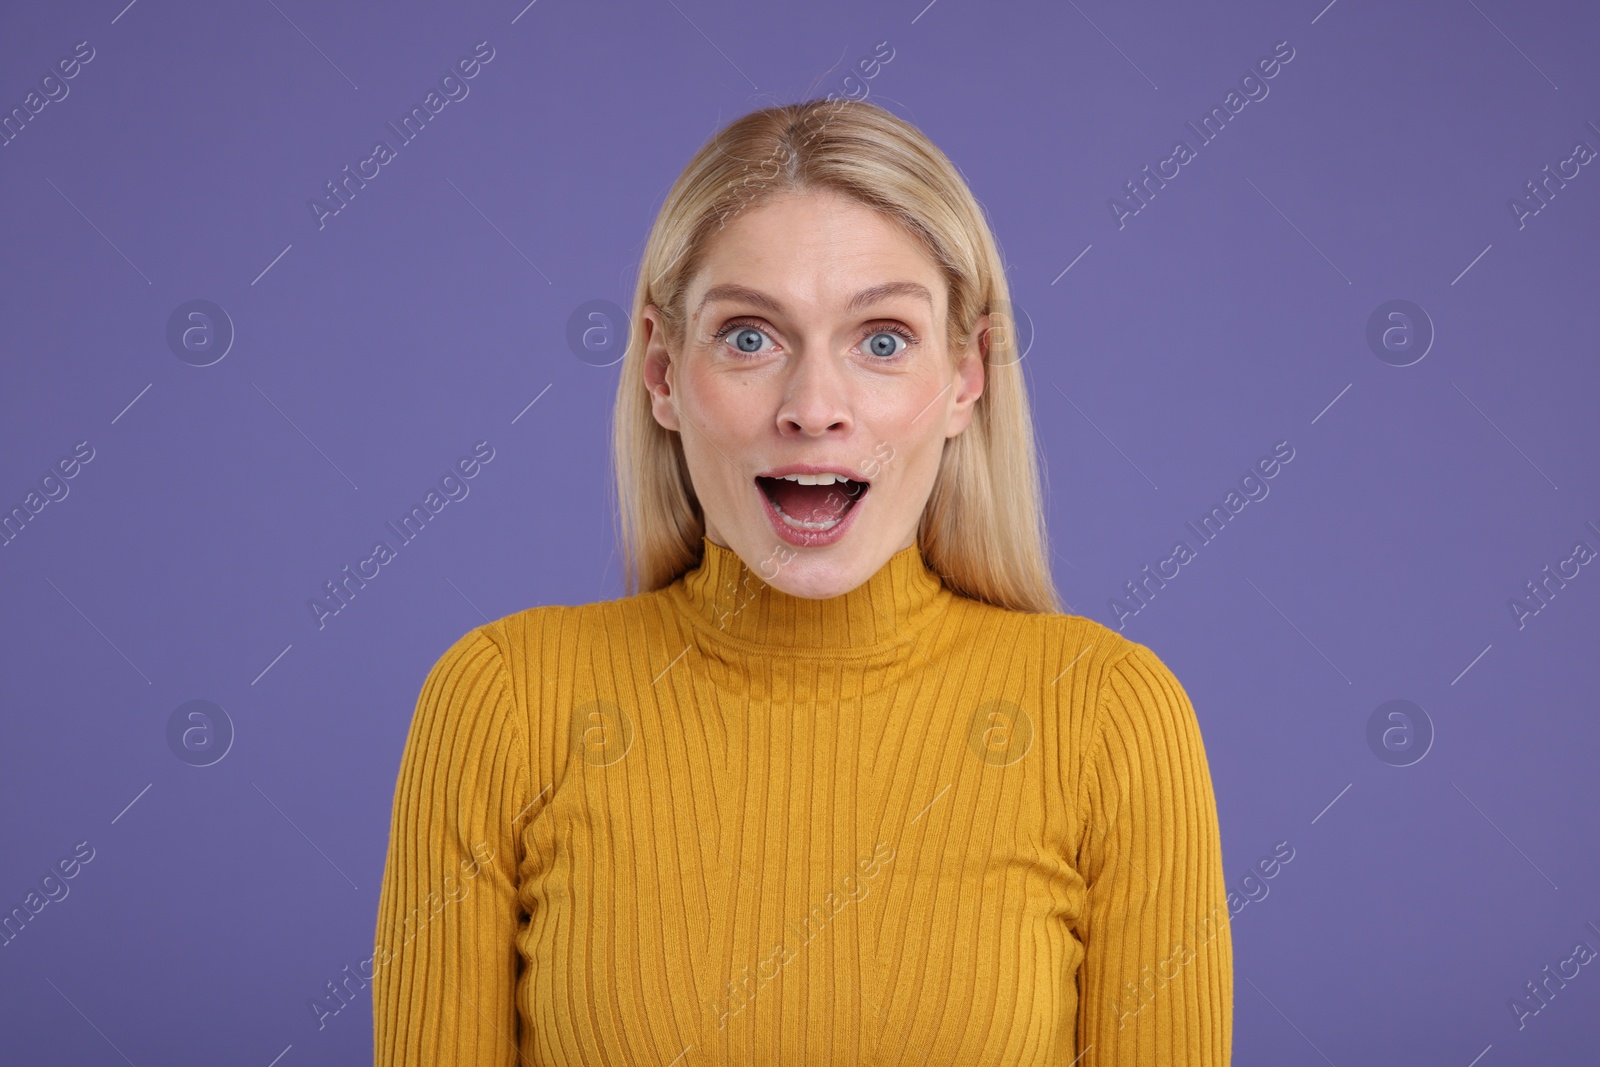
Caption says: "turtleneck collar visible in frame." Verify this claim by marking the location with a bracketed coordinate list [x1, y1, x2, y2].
[667, 535, 950, 656]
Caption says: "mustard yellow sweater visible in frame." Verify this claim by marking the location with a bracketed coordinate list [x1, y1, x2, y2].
[372, 536, 1232, 1065]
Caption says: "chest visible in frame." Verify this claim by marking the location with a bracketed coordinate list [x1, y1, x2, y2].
[514, 689, 1088, 1066]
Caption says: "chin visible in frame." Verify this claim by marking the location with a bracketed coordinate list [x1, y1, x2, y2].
[765, 544, 882, 598]
[766, 570, 855, 600]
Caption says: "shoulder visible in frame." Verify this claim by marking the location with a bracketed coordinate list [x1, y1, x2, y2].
[1091, 631, 1194, 722]
[1073, 627, 1211, 789]
[422, 591, 668, 785]
[400, 620, 529, 779]
[948, 598, 1154, 699]
[451, 587, 673, 705]
[471, 586, 665, 655]
[1020, 609, 1187, 701]
[416, 621, 510, 696]
[952, 601, 1198, 765]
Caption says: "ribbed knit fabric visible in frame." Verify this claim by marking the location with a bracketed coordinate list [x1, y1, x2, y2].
[372, 535, 1232, 1065]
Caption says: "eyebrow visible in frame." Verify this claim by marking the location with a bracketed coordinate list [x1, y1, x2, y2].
[694, 281, 935, 319]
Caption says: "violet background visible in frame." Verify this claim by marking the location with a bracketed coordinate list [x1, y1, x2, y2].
[2, 0, 1597, 1063]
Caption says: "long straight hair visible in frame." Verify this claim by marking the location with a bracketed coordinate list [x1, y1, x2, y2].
[611, 98, 1063, 614]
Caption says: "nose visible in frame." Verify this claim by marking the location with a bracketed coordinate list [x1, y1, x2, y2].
[775, 347, 852, 438]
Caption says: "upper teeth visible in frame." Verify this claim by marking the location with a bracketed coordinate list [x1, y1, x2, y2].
[775, 472, 852, 485]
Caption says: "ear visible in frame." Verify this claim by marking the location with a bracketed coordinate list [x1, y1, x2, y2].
[641, 304, 681, 432]
[945, 312, 988, 439]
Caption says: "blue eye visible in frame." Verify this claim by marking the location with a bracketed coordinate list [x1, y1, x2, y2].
[713, 322, 771, 354]
[865, 330, 908, 358]
[712, 319, 917, 359]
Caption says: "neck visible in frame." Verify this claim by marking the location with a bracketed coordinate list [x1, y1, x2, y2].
[668, 536, 949, 655]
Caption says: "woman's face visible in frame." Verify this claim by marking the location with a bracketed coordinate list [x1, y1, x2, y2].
[643, 187, 986, 600]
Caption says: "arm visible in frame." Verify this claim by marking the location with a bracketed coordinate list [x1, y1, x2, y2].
[1073, 642, 1232, 1064]
[372, 626, 532, 1066]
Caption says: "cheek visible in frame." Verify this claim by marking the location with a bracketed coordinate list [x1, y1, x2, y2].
[678, 374, 772, 512]
[889, 433, 942, 485]
[675, 381, 732, 448]
[861, 433, 939, 514]
[685, 365, 765, 438]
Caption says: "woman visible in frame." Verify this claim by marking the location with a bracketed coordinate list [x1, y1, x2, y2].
[372, 98, 1232, 1065]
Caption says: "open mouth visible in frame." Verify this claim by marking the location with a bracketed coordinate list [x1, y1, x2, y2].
[755, 474, 869, 531]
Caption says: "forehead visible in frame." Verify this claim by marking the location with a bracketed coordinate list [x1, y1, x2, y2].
[688, 189, 945, 317]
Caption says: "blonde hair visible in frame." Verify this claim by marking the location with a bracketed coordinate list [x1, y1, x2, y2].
[610, 98, 1063, 614]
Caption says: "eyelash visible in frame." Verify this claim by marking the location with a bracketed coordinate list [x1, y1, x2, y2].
[711, 318, 919, 359]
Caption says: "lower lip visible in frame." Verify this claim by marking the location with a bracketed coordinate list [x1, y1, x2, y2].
[756, 480, 867, 548]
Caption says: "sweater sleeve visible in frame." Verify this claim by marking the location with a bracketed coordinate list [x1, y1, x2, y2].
[1073, 641, 1232, 1065]
[372, 625, 532, 1066]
